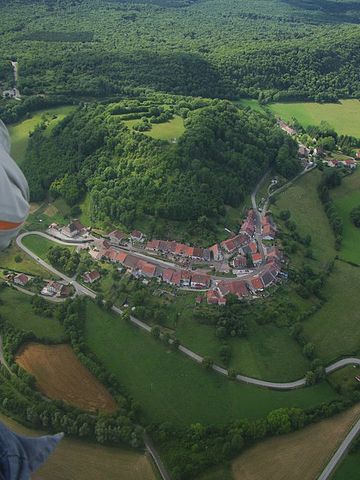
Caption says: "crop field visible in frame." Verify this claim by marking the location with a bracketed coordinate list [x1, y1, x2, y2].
[0, 241, 52, 277]
[8, 106, 75, 165]
[304, 261, 360, 363]
[0, 413, 156, 480]
[273, 170, 335, 266]
[84, 301, 338, 426]
[332, 170, 360, 264]
[22, 234, 75, 261]
[16, 343, 117, 413]
[231, 404, 360, 480]
[0, 288, 65, 341]
[268, 100, 360, 137]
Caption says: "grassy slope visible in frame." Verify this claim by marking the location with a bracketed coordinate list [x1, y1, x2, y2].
[0, 241, 52, 277]
[304, 261, 360, 363]
[268, 100, 360, 137]
[0, 413, 156, 480]
[333, 451, 360, 480]
[22, 234, 74, 261]
[332, 170, 360, 264]
[8, 106, 75, 165]
[175, 294, 310, 382]
[273, 169, 336, 267]
[84, 301, 338, 426]
[0, 287, 65, 341]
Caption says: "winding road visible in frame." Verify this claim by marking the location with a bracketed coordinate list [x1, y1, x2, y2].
[15, 231, 360, 392]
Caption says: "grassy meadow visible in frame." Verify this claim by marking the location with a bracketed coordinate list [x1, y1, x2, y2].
[273, 169, 336, 267]
[268, 99, 360, 137]
[0, 413, 157, 480]
[304, 261, 360, 363]
[84, 301, 338, 426]
[332, 170, 360, 264]
[0, 287, 65, 341]
[22, 234, 75, 261]
[333, 451, 360, 480]
[0, 241, 52, 277]
[124, 115, 185, 141]
[8, 106, 75, 165]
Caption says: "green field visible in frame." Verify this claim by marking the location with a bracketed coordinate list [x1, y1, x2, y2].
[8, 106, 75, 165]
[268, 100, 360, 137]
[332, 170, 360, 264]
[333, 451, 360, 480]
[304, 261, 360, 363]
[22, 234, 75, 262]
[273, 169, 336, 266]
[0, 288, 65, 341]
[84, 301, 338, 426]
[0, 241, 52, 277]
[0, 413, 157, 480]
[124, 115, 185, 141]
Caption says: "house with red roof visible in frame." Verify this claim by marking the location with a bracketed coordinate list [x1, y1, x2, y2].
[124, 255, 140, 271]
[83, 271, 101, 284]
[181, 270, 192, 287]
[206, 289, 227, 306]
[162, 268, 176, 284]
[217, 280, 248, 299]
[232, 255, 247, 269]
[249, 276, 264, 293]
[13, 273, 30, 287]
[108, 230, 127, 244]
[191, 273, 211, 289]
[136, 260, 157, 279]
[170, 271, 182, 286]
[131, 230, 144, 242]
[209, 244, 223, 261]
[115, 251, 128, 264]
[221, 233, 250, 254]
[252, 252, 262, 266]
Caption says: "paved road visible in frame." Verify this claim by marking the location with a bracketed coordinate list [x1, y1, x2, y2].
[251, 170, 270, 262]
[0, 335, 14, 376]
[143, 433, 172, 480]
[317, 416, 360, 480]
[16, 231, 360, 391]
[10, 61, 21, 100]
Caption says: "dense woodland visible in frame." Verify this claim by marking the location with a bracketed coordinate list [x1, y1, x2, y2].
[1, 0, 360, 103]
[23, 98, 299, 231]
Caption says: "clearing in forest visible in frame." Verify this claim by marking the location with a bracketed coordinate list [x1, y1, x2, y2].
[231, 404, 360, 480]
[16, 343, 117, 413]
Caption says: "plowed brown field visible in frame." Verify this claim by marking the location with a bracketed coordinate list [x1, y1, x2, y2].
[16, 343, 117, 414]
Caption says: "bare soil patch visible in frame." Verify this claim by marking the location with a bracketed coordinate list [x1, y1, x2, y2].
[232, 404, 360, 480]
[16, 343, 117, 414]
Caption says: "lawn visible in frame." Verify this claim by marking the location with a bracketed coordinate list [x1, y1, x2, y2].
[0, 413, 157, 480]
[273, 169, 336, 267]
[124, 115, 185, 142]
[8, 105, 75, 165]
[333, 451, 360, 480]
[0, 241, 52, 277]
[0, 287, 65, 341]
[22, 234, 75, 262]
[84, 301, 338, 426]
[331, 170, 360, 264]
[304, 261, 360, 363]
[231, 404, 360, 480]
[268, 99, 360, 137]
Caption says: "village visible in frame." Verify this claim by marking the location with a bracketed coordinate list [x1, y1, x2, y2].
[21, 204, 285, 307]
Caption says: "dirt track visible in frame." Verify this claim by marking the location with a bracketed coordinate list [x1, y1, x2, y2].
[16, 343, 117, 414]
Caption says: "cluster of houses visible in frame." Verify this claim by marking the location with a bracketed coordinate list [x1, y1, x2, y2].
[90, 237, 211, 289]
[323, 158, 357, 169]
[206, 245, 284, 306]
[5, 272, 71, 298]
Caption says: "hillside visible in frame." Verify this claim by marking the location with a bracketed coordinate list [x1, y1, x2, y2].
[22, 99, 298, 236]
[0, 0, 360, 116]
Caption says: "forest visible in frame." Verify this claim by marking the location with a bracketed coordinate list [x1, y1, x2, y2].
[0, 0, 360, 104]
[22, 98, 299, 232]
